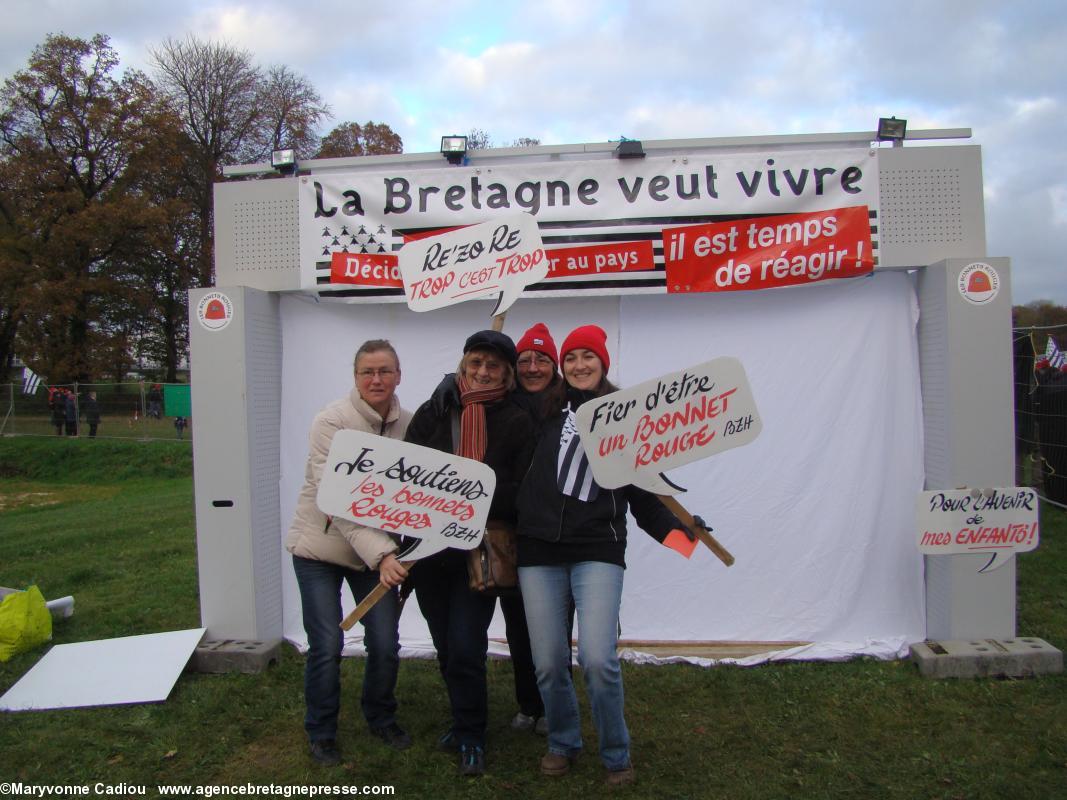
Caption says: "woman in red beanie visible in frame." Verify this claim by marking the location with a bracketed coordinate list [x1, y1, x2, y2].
[516, 324, 690, 787]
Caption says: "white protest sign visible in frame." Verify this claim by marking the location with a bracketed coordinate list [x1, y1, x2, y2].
[916, 487, 1039, 572]
[397, 212, 547, 316]
[317, 430, 497, 561]
[574, 357, 762, 495]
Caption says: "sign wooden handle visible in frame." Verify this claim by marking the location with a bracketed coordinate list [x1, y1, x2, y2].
[656, 494, 735, 567]
[491, 310, 508, 332]
[340, 561, 415, 631]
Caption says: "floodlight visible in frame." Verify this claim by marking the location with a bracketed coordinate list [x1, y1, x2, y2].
[271, 149, 297, 174]
[614, 139, 645, 159]
[441, 135, 468, 165]
[876, 117, 907, 146]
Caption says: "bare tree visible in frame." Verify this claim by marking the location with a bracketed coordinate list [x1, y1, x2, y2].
[466, 127, 492, 150]
[151, 36, 262, 287]
[465, 129, 540, 150]
[255, 65, 331, 159]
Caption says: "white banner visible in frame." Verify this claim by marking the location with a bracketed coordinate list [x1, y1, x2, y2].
[915, 487, 1039, 572]
[299, 148, 879, 294]
[574, 357, 762, 494]
[317, 430, 497, 561]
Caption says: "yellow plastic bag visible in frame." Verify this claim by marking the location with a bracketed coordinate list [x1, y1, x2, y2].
[0, 585, 53, 661]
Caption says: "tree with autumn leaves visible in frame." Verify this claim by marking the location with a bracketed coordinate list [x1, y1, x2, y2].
[0, 33, 402, 384]
[0, 34, 172, 384]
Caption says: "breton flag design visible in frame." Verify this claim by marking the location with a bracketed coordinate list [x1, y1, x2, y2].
[557, 405, 599, 502]
[1048, 337, 1066, 370]
[22, 367, 41, 395]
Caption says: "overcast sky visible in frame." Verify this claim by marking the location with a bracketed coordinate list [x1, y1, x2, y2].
[2, 0, 1063, 304]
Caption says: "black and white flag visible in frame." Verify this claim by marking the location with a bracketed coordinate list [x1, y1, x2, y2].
[557, 405, 599, 502]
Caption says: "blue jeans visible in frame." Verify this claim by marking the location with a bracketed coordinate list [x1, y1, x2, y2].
[519, 561, 630, 770]
[292, 554, 400, 741]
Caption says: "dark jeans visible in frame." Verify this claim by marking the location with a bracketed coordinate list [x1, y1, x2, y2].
[292, 554, 401, 742]
[414, 550, 496, 747]
[499, 592, 543, 717]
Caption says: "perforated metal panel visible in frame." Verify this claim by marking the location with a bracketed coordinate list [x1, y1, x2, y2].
[881, 167, 964, 245]
[215, 179, 302, 291]
[246, 306, 283, 636]
[877, 146, 986, 267]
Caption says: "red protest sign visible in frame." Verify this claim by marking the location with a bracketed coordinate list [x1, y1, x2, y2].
[330, 252, 403, 287]
[664, 205, 874, 293]
[545, 241, 656, 278]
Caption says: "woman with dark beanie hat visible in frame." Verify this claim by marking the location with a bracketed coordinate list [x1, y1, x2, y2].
[422, 323, 566, 738]
[516, 324, 691, 787]
[404, 329, 536, 776]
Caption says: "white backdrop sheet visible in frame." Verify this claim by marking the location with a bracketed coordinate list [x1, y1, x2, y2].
[279, 272, 925, 663]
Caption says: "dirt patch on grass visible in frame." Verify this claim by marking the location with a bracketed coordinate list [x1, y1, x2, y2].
[207, 732, 342, 782]
[0, 483, 119, 512]
[0, 490, 60, 512]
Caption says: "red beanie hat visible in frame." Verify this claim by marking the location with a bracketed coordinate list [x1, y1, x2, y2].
[515, 323, 558, 365]
[561, 325, 610, 372]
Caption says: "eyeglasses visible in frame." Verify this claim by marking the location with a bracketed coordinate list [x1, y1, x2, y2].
[356, 368, 397, 379]
[517, 354, 554, 368]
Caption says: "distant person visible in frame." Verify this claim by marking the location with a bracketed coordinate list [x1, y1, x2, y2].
[84, 392, 101, 438]
[286, 340, 412, 767]
[63, 390, 78, 436]
[50, 389, 65, 435]
[147, 384, 162, 419]
[173, 416, 187, 439]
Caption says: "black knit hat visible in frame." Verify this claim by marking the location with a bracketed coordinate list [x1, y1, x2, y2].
[463, 330, 517, 366]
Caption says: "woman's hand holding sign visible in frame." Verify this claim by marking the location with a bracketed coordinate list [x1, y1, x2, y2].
[317, 430, 498, 628]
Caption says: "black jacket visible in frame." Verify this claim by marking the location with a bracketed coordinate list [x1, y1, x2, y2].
[516, 403, 683, 569]
[405, 392, 535, 524]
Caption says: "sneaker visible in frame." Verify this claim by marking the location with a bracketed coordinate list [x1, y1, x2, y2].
[370, 722, 411, 751]
[309, 739, 341, 766]
[540, 752, 576, 777]
[606, 763, 635, 786]
[459, 744, 486, 776]
[438, 730, 460, 752]
[535, 716, 549, 736]
[511, 712, 536, 731]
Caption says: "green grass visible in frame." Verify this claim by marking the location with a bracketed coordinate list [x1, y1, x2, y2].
[1, 438, 1065, 797]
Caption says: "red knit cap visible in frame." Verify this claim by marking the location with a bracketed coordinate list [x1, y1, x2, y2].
[561, 325, 610, 372]
[515, 323, 558, 365]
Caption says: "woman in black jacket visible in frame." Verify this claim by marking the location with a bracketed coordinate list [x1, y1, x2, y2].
[405, 330, 535, 776]
[517, 324, 689, 787]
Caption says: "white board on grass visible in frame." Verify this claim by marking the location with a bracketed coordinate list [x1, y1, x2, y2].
[0, 628, 205, 712]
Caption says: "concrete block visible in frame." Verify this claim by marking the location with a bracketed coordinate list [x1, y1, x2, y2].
[190, 638, 282, 674]
[911, 637, 1063, 679]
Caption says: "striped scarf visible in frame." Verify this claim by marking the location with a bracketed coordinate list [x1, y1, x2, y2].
[557, 405, 599, 501]
[456, 375, 508, 462]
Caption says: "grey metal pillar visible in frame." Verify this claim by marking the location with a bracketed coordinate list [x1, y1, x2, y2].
[188, 286, 283, 640]
[918, 257, 1016, 639]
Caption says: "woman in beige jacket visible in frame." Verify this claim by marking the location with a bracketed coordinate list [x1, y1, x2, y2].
[286, 339, 412, 766]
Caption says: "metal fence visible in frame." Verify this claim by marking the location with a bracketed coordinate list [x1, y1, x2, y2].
[1015, 326, 1067, 509]
[1, 382, 191, 442]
